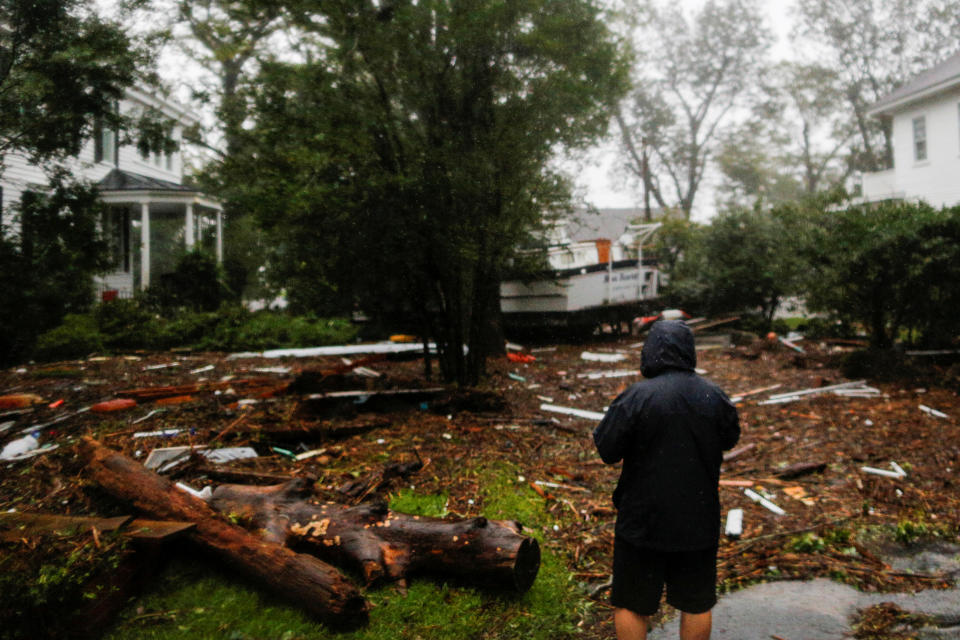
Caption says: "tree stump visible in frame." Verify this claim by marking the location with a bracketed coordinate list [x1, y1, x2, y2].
[80, 438, 368, 628]
[210, 478, 540, 592]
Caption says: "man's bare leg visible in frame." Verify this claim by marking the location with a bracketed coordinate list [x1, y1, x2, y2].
[614, 607, 649, 640]
[679, 610, 711, 640]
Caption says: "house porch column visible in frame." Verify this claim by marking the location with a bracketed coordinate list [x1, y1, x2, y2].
[140, 202, 150, 290]
[185, 202, 195, 250]
[215, 210, 223, 263]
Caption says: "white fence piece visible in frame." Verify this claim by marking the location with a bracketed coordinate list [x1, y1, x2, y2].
[743, 488, 786, 515]
[539, 403, 606, 421]
[919, 404, 949, 419]
[580, 352, 628, 363]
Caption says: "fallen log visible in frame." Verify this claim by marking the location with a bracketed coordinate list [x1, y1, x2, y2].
[79, 438, 368, 628]
[210, 478, 540, 593]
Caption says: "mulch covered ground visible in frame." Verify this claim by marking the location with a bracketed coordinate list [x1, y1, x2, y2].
[1, 329, 959, 638]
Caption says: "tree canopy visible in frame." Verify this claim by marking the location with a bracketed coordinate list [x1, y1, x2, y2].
[616, 0, 772, 218]
[213, 0, 629, 385]
[0, 0, 149, 166]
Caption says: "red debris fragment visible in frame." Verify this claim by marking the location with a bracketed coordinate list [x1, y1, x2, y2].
[90, 398, 138, 413]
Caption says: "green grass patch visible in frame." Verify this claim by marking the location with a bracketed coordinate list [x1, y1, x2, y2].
[388, 489, 449, 517]
[105, 462, 582, 640]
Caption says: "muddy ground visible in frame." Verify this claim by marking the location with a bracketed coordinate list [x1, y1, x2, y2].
[1, 330, 959, 638]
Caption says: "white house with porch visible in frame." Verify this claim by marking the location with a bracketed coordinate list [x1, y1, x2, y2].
[859, 52, 960, 207]
[0, 86, 222, 299]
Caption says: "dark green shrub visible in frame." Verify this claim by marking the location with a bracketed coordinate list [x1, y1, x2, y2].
[95, 299, 160, 350]
[144, 250, 231, 312]
[154, 309, 221, 350]
[33, 314, 104, 361]
[0, 172, 109, 365]
[199, 311, 358, 351]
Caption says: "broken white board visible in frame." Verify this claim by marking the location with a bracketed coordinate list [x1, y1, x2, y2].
[228, 341, 438, 359]
[919, 404, 949, 419]
[743, 488, 786, 516]
[540, 403, 606, 421]
[724, 508, 743, 538]
[580, 352, 627, 363]
[577, 370, 640, 380]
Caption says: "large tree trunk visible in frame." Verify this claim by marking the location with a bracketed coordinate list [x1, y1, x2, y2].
[210, 478, 540, 592]
[79, 438, 368, 628]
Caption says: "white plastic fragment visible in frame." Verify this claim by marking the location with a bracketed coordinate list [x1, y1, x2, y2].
[743, 488, 786, 516]
[252, 366, 292, 374]
[505, 342, 525, 352]
[576, 370, 640, 380]
[175, 482, 212, 501]
[860, 462, 907, 479]
[2, 444, 58, 461]
[539, 403, 606, 421]
[294, 448, 327, 462]
[144, 446, 198, 470]
[143, 362, 180, 371]
[580, 351, 627, 363]
[758, 380, 870, 405]
[204, 447, 258, 464]
[778, 336, 806, 354]
[919, 404, 949, 419]
[0, 434, 38, 460]
[132, 428, 181, 438]
[190, 365, 215, 375]
[146, 445, 259, 471]
[724, 508, 744, 538]
[228, 341, 437, 359]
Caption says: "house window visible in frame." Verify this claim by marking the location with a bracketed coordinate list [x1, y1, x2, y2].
[94, 119, 119, 165]
[913, 115, 927, 161]
[102, 207, 130, 272]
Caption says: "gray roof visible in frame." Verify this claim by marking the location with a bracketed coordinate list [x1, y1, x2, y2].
[567, 207, 659, 242]
[869, 52, 960, 116]
[97, 168, 196, 192]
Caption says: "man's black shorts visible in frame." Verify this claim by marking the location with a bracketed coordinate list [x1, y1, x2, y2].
[611, 536, 718, 616]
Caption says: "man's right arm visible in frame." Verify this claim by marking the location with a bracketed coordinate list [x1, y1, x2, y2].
[592, 391, 636, 464]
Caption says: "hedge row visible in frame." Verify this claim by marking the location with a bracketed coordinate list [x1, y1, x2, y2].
[33, 300, 358, 361]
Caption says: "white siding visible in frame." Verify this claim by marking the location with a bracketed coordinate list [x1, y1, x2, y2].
[863, 87, 960, 207]
[1, 91, 188, 233]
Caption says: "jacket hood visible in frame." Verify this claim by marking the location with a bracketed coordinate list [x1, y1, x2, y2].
[641, 320, 697, 377]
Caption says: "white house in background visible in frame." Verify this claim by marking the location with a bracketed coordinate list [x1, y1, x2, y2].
[859, 52, 960, 206]
[0, 86, 222, 299]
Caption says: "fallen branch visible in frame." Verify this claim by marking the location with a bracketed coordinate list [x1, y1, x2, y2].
[79, 438, 368, 628]
[210, 479, 540, 593]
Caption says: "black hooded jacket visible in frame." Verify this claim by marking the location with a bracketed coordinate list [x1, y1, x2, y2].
[593, 320, 740, 551]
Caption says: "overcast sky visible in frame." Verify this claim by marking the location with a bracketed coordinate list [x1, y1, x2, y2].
[579, 0, 794, 220]
[149, 0, 796, 222]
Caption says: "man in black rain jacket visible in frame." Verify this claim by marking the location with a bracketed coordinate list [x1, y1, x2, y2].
[593, 320, 740, 640]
